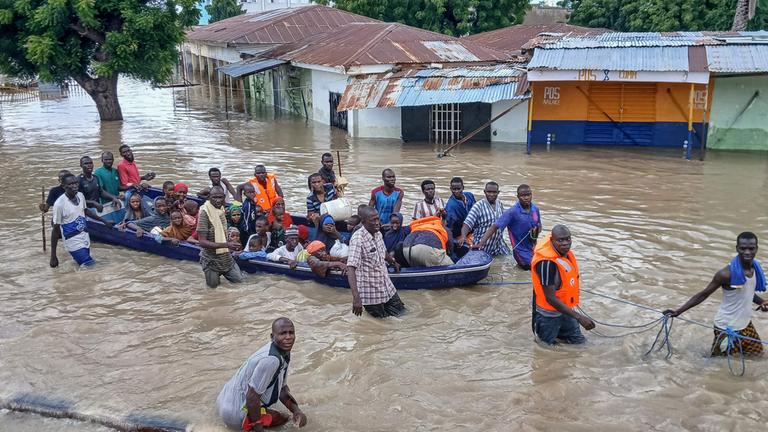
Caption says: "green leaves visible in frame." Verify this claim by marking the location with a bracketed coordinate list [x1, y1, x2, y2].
[73, 0, 97, 28]
[206, 0, 244, 24]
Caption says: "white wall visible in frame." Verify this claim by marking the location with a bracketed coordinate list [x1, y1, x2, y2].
[310, 69, 349, 126]
[351, 108, 402, 139]
[183, 42, 242, 63]
[490, 99, 529, 143]
[242, 0, 311, 13]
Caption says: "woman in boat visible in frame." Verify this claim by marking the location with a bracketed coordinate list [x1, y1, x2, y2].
[383, 212, 409, 254]
[120, 193, 150, 225]
[160, 209, 195, 245]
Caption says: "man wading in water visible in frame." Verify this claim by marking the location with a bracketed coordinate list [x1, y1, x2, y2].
[217, 318, 307, 431]
[664, 232, 768, 356]
[197, 186, 244, 288]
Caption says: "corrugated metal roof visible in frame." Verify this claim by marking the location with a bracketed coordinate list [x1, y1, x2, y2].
[218, 58, 286, 78]
[265, 22, 510, 67]
[706, 45, 768, 72]
[186, 5, 378, 45]
[337, 66, 527, 111]
[464, 23, 611, 54]
[528, 46, 692, 71]
[531, 31, 768, 49]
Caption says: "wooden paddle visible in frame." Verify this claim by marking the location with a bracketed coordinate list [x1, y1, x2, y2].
[41, 186, 46, 252]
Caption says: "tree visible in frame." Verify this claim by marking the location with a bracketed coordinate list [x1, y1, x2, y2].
[563, 0, 768, 31]
[206, 0, 244, 24]
[0, 1, 200, 122]
[315, 0, 530, 36]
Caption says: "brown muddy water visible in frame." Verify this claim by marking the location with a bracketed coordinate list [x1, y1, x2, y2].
[1, 79, 767, 432]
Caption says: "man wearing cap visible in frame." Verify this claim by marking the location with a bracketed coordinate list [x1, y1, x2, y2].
[217, 317, 307, 431]
[267, 226, 304, 269]
[306, 241, 346, 277]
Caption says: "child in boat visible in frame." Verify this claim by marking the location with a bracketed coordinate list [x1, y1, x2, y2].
[268, 198, 292, 246]
[162, 181, 175, 203]
[244, 217, 273, 253]
[346, 214, 361, 233]
[182, 200, 200, 243]
[160, 209, 194, 245]
[119, 194, 150, 226]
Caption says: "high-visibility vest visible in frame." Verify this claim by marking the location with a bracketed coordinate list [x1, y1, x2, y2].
[531, 233, 580, 311]
[248, 173, 279, 211]
[409, 216, 449, 250]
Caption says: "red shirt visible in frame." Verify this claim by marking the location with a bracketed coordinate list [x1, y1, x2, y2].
[118, 159, 141, 187]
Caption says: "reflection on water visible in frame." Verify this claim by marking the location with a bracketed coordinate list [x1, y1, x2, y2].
[1, 79, 767, 431]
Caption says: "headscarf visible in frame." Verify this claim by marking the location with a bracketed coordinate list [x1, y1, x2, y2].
[297, 225, 309, 243]
[173, 183, 188, 193]
[161, 216, 193, 241]
[313, 214, 339, 251]
[306, 240, 325, 255]
[244, 232, 271, 252]
[267, 197, 293, 227]
[383, 212, 409, 253]
[227, 201, 243, 226]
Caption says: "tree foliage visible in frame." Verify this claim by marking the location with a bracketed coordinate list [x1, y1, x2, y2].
[0, 0, 199, 121]
[315, 0, 530, 36]
[562, 0, 768, 31]
[206, 0, 244, 24]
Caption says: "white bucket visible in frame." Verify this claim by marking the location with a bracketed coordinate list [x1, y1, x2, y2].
[320, 198, 353, 221]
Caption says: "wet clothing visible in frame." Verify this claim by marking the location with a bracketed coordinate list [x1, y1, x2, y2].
[94, 166, 120, 202]
[52, 192, 94, 266]
[534, 312, 586, 345]
[347, 227, 398, 308]
[715, 273, 756, 331]
[445, 192, 476, 238]
[78, 174, 103, 203]
[494, 202, 541, 267]
[370, 185, 403, 224]
[198, 204, 243, 288]
[464, 199, 509, 256]
[711, 321, 763, 356]
[364, 292, 406, 318]
[729, 255, 766, 293]
[217, 342, 290, 429]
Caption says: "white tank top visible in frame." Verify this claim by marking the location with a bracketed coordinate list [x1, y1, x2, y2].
[714, 273, 756, 331]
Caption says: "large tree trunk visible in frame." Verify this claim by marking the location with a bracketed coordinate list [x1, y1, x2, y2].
[732, 0, 751, 31]
[72, 74, 123, 121]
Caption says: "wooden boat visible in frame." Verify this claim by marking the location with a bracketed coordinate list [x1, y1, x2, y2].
[87, 189, 492, 289]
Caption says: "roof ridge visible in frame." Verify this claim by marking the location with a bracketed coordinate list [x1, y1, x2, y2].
[244, 5, 321, 33]
[342, 22, 400, 66]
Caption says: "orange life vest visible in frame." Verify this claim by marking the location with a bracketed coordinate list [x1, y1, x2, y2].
[248, 173, 279, 211]
[409, 216, 449, 250]
[531, 233, 580, 311]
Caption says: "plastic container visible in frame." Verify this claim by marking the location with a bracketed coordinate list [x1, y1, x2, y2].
[320, 198, 353, 221]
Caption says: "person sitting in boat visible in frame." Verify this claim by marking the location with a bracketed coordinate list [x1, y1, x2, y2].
[531, 224, 595, 345]
[171, 183, 189, 210]
[306, 241, 346, 278]
[314, 214, 344, 251]
[197, 167, 237, 204]
[400, 216, 453, 268]
[306, 173, 336, 227]
[162, 181, 175, 204]
[122, 197, 171, 237]
[119, 194, 150, 225]
[245, 217, 275, 254]
[663, 232, 768, 356]
[182, 200, 200, 241]
[216, 317, 307, 431]
[369, 168, 403, 228]
[383, 213, 409, 254]
[160, 209, 195, 245]
[345, 215, 361, 234]
[236, 165, 283, 212]
[228, 227, 241, 245]
[297, 224, 310, 248]
[268, 198, 292, 246]
[236, 183, 265, 245]
[267, 226, 304, 269]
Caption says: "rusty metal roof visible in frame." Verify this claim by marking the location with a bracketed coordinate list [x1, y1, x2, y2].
[464, 24, 611, 54]
[186, 5, 378, 45]
[337, 65, 527, 111]
[265, 22, 510, 68]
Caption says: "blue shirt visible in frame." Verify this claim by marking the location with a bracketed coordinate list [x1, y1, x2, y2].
[444, 192, 476, 238]
[494, 202, 541, 266]
[371, 185, 403, 223]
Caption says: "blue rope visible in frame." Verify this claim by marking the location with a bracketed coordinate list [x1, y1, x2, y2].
[723, 327, 747, 376]
[643, 315, 675, 359]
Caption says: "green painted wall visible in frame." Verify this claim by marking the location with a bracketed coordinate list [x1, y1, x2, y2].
[708, 75, 768, 151]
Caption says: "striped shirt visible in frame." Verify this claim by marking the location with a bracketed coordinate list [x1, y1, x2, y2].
[346, 227, 396, 305]
[412, 197, 445, 220]
[306, 183, 336, 215]
[464, 199, 510, 256]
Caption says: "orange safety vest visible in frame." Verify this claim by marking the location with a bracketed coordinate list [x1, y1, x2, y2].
[409, 216, 449, 250]
[248, 173, 279, 211]
[530, 233, 580, 311]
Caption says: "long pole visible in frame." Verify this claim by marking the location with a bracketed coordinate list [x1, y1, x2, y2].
[41, 186, 46, 252]
[336, 150, 342, 177]
[686, 83, 694, 160]
[438, 99, 526, 158]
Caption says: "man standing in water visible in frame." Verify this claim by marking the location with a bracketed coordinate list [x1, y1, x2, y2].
[369, 169, 403, 226]
[93, 152, 122, 203]
[197, 186, 244, 288]
[347, 206, 405, 318]
[50, 174, 114, 267]
[217, 317, 307, 431]
[664, 232, 768, 356]
[531, 225, 595, 345]
[459, 182, 508, 256]
[444, 177, 476, 243]
[474, 184, 541, 269]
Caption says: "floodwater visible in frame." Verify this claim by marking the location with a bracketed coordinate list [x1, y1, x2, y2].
[1, 78, 767, 432]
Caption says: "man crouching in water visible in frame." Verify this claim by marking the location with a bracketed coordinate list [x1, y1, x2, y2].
[217, 318, 307, 431]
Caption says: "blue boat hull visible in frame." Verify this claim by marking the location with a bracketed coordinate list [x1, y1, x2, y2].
[86, 220, 492, 290]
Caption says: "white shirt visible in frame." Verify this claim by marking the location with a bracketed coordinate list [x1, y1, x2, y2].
[52, 192, 90, 252]
[267, 244, 304, 262]
[714, 273, 756, 331]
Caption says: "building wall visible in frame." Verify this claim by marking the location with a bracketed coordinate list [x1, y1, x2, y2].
[241, 0, 311, 13]
[311, 69, 349, 127]
[708, 75, 768, 151]
[529, 81, 710, 147]
[490, 99, 529, 143]
[184, 42, 241, 63]
[351, 108, 402, 139]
